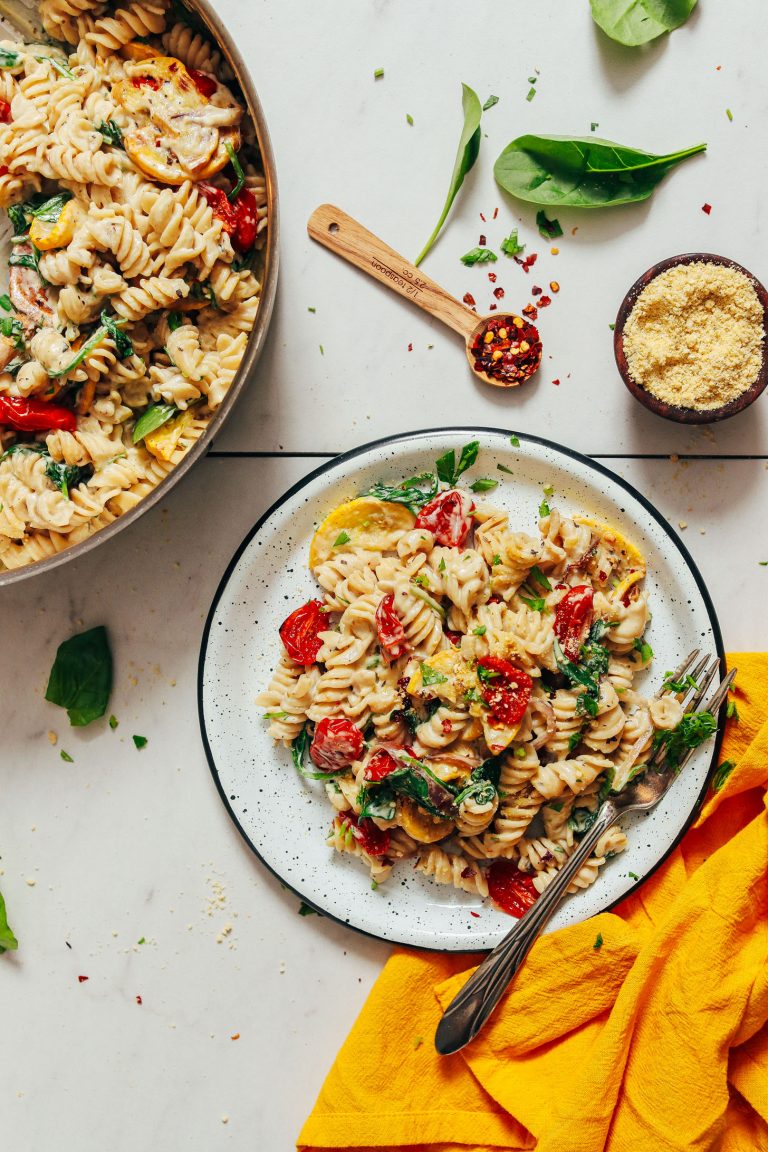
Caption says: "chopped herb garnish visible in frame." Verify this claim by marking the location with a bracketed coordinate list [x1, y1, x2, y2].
[712, 759, 736, 793]
[460, 246, 498, 266]
[536, 210, 563, 240]
[412, 572, 430, 588]
[167, 311, 182, 332]
[628, 871, 639, 881]
[132, 735, 148, 749]
[263, 710, 289, 720]
[0, 316, 24, 348]
[97, 119, 124, 148]
[567, 729, 582, 754]
[539, 499, 551, 517]
[132, 403, 178, 444]
[307, 306, 316, 313]
[500, 230, 525, 257]
[35, 55, 75, 80]
[477, 663, 500, 683]
[633, 637, 653, 663]
[472, 625, 486, 636]
[591, 121, 599, 132]
[593, 933, 604, 951]
[0, 294, 10, 311]
[100, 311, 133, 359]
[726, 108, 733, 122]
[470, 477, 499, 493]
[491, 553, 502, 566]
[406, 113, 414, 125]
[0, 47, 19, 68]
[529, 565, 551, 591]
[526, 86, 536, 101]
[225, 141, 245, 199]
[651, 710, 717, 772]
[519, 594, 546, 612]
[0, 890, 18, 954]
[108, 714, 118, 729]
[332, 531, 351, 547]
[726, 699, 739, 721]
[510, 434, 520, 447]
[482, 95, 499, 111]
[438, 557, 446, 573]
[662, 672, 699, 694]
[373, 67, 384, 78]
[420, 661, 448, 687]
[435, 440, 479, 486]
[60, 750, 74, 763]
[497, 463, 515, 475]
[298, 901, 318, 916]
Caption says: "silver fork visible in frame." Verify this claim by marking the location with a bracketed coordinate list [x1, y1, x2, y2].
[435, 650, 735, 1056]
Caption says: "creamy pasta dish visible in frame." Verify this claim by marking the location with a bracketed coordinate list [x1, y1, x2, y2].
[258, 444, 684, 916]
[0, 0, 267, 570]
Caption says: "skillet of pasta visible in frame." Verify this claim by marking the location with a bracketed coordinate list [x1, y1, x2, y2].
[0, 0, 267, 571]
[257, 442, 684, 916]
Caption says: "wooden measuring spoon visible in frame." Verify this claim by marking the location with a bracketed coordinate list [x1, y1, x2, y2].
[307, 204, 542, 389]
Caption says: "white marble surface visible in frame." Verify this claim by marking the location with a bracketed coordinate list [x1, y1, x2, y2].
[3, 1, 768, 1149]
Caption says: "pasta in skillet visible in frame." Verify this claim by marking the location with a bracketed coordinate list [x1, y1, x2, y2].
[257, 446, 686, 915]
[0, 0, 267, 571]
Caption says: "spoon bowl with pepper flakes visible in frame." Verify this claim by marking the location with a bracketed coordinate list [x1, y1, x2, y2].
[614, 252, 768, 424]
[307, 204, 542, 389]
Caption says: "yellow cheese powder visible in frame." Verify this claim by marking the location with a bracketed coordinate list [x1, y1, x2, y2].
[623, 261, 764, 410]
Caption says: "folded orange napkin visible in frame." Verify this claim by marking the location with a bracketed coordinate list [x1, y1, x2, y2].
[298, 653, 768, 1152]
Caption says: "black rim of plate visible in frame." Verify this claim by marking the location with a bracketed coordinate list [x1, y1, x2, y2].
[197, 426, 726, 952]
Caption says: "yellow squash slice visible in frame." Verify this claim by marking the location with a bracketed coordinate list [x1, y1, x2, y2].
[112, 56, 242, 185]
[481, 715, 521, 756]
[573, 516, 645, 570]
[397, 799, 454, 844]
[143, 407, 198, 462]
[309, 496, 415, 568]
[29, 200, 79, 251]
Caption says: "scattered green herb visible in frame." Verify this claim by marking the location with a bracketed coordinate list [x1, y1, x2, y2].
[598, 766, 616, 802]
[497, 463, 515, 475]
[651, 710, 717, 772]
[132, 735, 148, 749]
[97, 119, 124, 148]
[100, 311, 133, 359]
[48, 322, 111, 378]
[589, 0, 698, 46]
[406, 113, 414, 125]
[438, 557, 446, 572]
[167, 311, 182, 333]
[409, 585, 446, 618]
[494, 134, 707, 209]
[473, 625, 487, 636]
[510, 434, 520, 446]
[0, 316, 24, 348]
[633, 637, 653, 663]
[290, 723, 344, 781]
[137, 937, 145, 945]
[263, 710, 288, 720]
[108, 714, 119, 729]
[373, 67, 384, 79]
[593, 932, 604, 951]
[470, 477, 498, 493]
[225, 141, 245, 199]
[298, 901, 318, 916]
[45, 625, 112, 727]
[726, 108, 733, 122]
[435, 439, 479, 486]
[712, 759, 736, 793]
[0, 294, 11, 311]
[0, 47, 19, 68]
[529, 565, 551, 591]
[415, 83, 482, 265]
[539, 499, 551, 517]
[569, 806, 600, 835]
[60, 749, 74, 763]
[460, 246, 498, 266]
[45, 457, 92, 499]
[491, 554, 502, 566]
[663, 672, 699, 694]
[526, 86, 536, 102]
[554, 635, 609, 718]
[519, 593, 546, 612]
[0, 890, 18, 954]
[477, 663, 500, 683]
[500, 229, 525, 257]
[35, 54, 75, 80]
[726, 699, 739, 721]
[591, 122, 599, 132]
[420, 661, 448, 687]
[536, 210, 563, 239]
[307, 306, 316, 313]
[132, 403, 177, 444]
[567, 729, 583, 754]
[482, 95, 499, 111]
[333, 531, 351, 547]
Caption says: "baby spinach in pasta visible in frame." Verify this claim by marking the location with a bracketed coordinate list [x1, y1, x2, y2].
[290, 723, 345, 781]
[0, 47, 19, 68]
[45, 625, 113, 727]
[97, 119, 124, 149]
[100, 311, 133, 359]
[132, 403, 178, 444]
[362, 472, 440, 514]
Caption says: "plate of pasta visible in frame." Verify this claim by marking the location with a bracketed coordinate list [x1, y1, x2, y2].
[198, 428, 723, 950]
[0, 0, 277, 581]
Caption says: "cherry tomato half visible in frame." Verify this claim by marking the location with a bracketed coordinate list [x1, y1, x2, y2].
[364, 748, 399, 781]
[279, 599, 326, 665]
[188, 68, 217, 98]
[230, 187, 258, 253]
[375, 593, 410, 662]
[414, 489, 474, 548]
[476, 656, 532, 726]
[340, 811, 390, 857]
[310, 717, 364, 771]
[554, 585, 594, 661]
[488, 860, 539, 918]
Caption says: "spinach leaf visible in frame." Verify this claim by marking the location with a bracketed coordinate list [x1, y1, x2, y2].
[49, 323, 109, 378]
[454, 754, 502, 807]
[651, 710, 717, 772]
[500, 229, 525, 257]
[29, 192, 72, 222]
[415, 83, 482, 265]
[712, 759, 736, 793]
[435, 439, 479, 486]
[590, 0, 697, 46]
[45, 457, 92, 499]
[494, 134, 706, 208]
[536, 209, 562, 238]
[132, 403, 178, 444]
[7, 203, 27, 236]
[100, 311, 133, 359]
[97, 119, 124, 149]
[0, 890, 17, 954]
[460, 247, 497, 266]
[389, 755, 459, 819]
[0, 315, 24, 349]
[568, 805, 600, 836]
[45, 625, 112, 727]
[225, 141, 245, 199]
[290, 722, 342, 780]
[358, 781, 397, 822]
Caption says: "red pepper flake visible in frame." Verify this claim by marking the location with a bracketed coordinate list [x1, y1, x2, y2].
[702, 203, 712, 215]
[444, 629, 462, 647]
[716, 64, 721, 70]
[524, 253, 538, 270]
[479, 212, 486, 222]
[538, 295, 552, 308]
[407, 343, 413, 351]
[463, 292, 476, 307]
[136, 995, 143, 1005]
[78, 975, 89, 983]
[493, 286, 505, 300]
[492, 207, 499, 220]
[479, 234, 486, 246]
[571, 226, 578, 236]
[231, 1032, 240, 1040]
[461, 866, 475, 879]
[522, 303, 538, 320]
[441, 719, 453, 734]
[470, 910, 481, 918]
[531, 285, 543, 296]
[488, 271, 497, 283]
[489, 302, 498, 310]
[469, 314, 542, 386]
[552, 378, 561, 386]
[549, 281, 560, 293]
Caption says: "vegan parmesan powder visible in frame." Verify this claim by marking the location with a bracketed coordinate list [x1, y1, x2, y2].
[623, 261, 764, 410]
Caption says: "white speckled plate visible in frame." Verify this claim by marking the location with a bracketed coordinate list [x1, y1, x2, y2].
[198, 428, 724, 951]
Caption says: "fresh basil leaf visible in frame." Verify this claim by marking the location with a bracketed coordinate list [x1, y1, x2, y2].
[0, 889, 18, 954]
[97, 119, 124, 149]
[45, 458, 92, 499]
[482, 94, 499, 111]
[590, 0, 697, 46]
[435, 448, 456, 485]
[529, 564, 551, 591]
[500, 229, 525, 257]
[225, 141, 245, 199]
[44, 625, 112, 727]
[494, 134, 707, 209]
[100, 311, 133, 359]
[536, 209, 563, 239]
[35, 54, 75, 80]
[0, 294, 10, 311]
[420, 661, 448, 687]
[7, 203, 27, 237]
[455, 439, 479, 481]
[132, 403, 178, 444]
[460, 247, 498, 266]
[415, 83, 482, 265]
[29, 192, 72, 223]
[0, 47, 19, 68]
[519, 594, 546, 612]
[167, 311, 182, 332]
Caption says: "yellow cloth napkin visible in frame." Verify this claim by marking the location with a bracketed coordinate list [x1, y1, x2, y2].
[298, 653, 768, 1152]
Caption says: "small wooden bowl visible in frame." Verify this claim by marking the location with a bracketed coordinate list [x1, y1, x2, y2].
[614, 252, 768, 424]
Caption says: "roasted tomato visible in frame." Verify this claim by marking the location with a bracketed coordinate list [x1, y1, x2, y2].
[477, 656, 532, 726]
[310, 717, 364, 772]
[375, 593, 410, 662]
[340, 811, 390, 857]
[364, 748, 399, 781]
[414, 489, 474, 548]
[0, 99, 11, 123]
[488, 860, 539, 917]
[188, 68, 218, 98]
[554, 585, 594, 661]
[279, 599, 326, 665]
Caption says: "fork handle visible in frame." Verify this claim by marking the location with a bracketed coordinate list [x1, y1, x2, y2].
[434, 801, 619, 1055]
